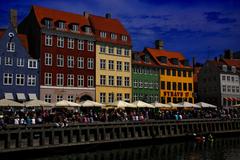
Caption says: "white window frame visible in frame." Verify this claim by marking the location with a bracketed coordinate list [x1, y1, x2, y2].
[67, 74, 74, 87]
[7, 42, 15, 52]
[4, 57, 13, 66]
[100, 45, 106, 53]
[100, 93, 106, 103]
[45, 35, 52, 46]
[45, 53, 52, 66]
[16, 74, 25, 86]
[117, 48, 122, 55]
[124, 62, 129, 71]
[17, 58, 24, 67]
[71, 24, 79, 32]
[108, 93, 114, 103]
[78, 75, 84, 87]
[58, 21, 65, 30]
[57, 37, 64, 48]
[77, 57, 84, 69]
[68, 95, 74, 102]
[100, 75, 106, 85]
[67, 38, 74, 49]
[78, 40, 84, 50]
[124, 49, 129, 56]
[27, 75, 36, 86]
[87, 41, 94, 52]
[44, 94, 51, 103]
[57, 54, 64, 67]
[28, 59, 38, 69]
[100, 32, 107, 38]
[110, 33, 117, 40]
[108, 47, 114, 54]
[56, 95, 63, 102]
[121, 35, 128, 41]
[67, 56, 74, 68]
[56, 73, 64, 86]
[117, 61, 122, 71]
[88, 76, 94, 87]
[87, 58, 94, 69]
[125, 77, 130, 87]
[108, 60, 114, 70]
[117, 76, 122, 86]
[44, 73, 52, 86]
[108, 76, 114, 86]
[3, 73, 13, 85]
[117, 93, 122, 101]
[100, 59, 106, 69]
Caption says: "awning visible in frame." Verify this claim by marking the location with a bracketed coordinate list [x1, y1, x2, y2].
[17, 93, 26, 101]
[4, 93, 14, 100]
[28, 93, 37, 100]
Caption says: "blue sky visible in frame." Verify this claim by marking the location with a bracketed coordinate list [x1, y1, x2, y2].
[1, 0, 240, 63]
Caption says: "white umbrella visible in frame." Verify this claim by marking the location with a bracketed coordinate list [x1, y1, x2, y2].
[152, 102, 171, 108]
[233, 104, 240, 107]
[132, 100, 155, 108]
[107, 100, 136, 109]
[167, 102, 184, 107]
[178, 101, 201, 108]
[24, 99, 53, 107]
[80, 100, 105, 107]
[0, 99, 24, 107]
[55, 100, 81, 107]
[195, 102, 217, 108]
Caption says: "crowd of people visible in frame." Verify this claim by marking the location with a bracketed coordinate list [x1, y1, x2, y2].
[1, 106, 240, 129]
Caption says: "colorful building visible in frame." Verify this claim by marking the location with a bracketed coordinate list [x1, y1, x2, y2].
[89, 14, 132, 103]
[0, 11, 39, 101]
[144, 40, 194, 103]
[132, 51, 160, 103]
[18, 6, 96, 103]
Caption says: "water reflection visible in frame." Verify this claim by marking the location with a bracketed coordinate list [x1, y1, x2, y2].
[30, 137, 240, 160]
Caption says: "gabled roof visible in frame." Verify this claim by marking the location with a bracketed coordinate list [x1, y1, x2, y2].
[145, 48, 191, 68]
[132, 51, 159, 67]
[222, 59, 240, 68]
[32, 5, 92, 35]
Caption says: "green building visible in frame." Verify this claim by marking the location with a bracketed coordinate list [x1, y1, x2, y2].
[132, 51, 160, 103]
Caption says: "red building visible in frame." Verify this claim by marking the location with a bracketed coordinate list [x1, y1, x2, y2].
[18, 6, 96, 103]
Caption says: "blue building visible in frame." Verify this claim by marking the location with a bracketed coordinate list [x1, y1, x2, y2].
[0, 24, 39, 101]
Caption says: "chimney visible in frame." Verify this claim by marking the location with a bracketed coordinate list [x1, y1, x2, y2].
[10, 9, 17, 32]
[155, 40, 164, 50]
[83, 11, 89, 18]
[192, 57, 196, 67]
[224, 49, 233, 59]
[105, 13, 111, 19]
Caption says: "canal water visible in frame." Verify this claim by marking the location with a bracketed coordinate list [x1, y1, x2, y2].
[6, 136, 240, 160]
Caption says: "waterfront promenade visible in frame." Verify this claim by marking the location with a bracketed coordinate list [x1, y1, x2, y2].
[1, 118, 240, 153]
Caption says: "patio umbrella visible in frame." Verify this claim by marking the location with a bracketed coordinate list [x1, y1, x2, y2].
[195, 102, 217, 108]
[107, 100, 137, 109]
[178, 101, 201, 109]
[152, 102, 171, 108]
[0, 99, 24, 107]
[24, 99, 53, 108]
[55, 100, 81, 107]
[132, 100, 155, 108]
[167, 102, 184, 107]
[80, 100, 105, 107]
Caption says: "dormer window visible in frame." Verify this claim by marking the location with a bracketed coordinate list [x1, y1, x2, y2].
[100, 32, 107, 38]
[84, 26, 91, 33]
[183, 60, 189, 66]
[71, 24, 79, 32]
[44, 19, 52, 28]
[232, 66, 236, 73]
[172, 58, 179, 65]
[7, 42, 15, 52]
[57, 21, 65, 30]
[111, 33, 117, 40]
[144, 54, 150, 63]
[158, 56, 167, 64]
[121, 35, 128, 41]
[222, 65, 227, 72]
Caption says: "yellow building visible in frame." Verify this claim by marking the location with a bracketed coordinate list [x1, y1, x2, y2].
[145, 40, 194, 103]
[89, 14, 132, 103]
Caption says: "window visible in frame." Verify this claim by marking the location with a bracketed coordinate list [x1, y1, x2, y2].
[183, 70, 187, 77]
[117, 93, 122, 101]
[227, 86, 231, 92]
[117, 48, 122, 55]
[222, 75, 226, 81]
[124, 62, 129, 71]
[172, 82, 177, 90]
[77, 57, 84, 68]
[100, 32, 107, 38]
[85, 26, 91, 33]
[57, 37, 64, 48]
[100, 75, 106, 85]
[167, 69, 171, 76]
[45, 53, 52, 66]
[87, 58, 94, 69]
[227, 76, 230, 81]
[45, 35, 52, 46]
[188, 83, 192, 91]
[57, 73, 64, 86]
[57, 21, 65, 30]
[4, 57, 13, 66]
[44, 19, 51, 28]
[100, 45, 106, 53]
[100, 93, 106, 103]
[108, 47, 114, 54]
[188, 71, 192, 77]
[16, 74, 25, 86]
[172, 69, 176, 76]
[3, 73, 13, 85]
[57, 55, 64, 67]
[139, 80, 143, 88]
[117, 76, 122, 86]
[100, 59, 106, 69]
[17, 58, 24, 67]
[161, 68, 165, 75]
[108, 93, 114, 103]
[178, 82, 182, 90]
[7, 42, 15, 52]
[71, 24, 79, 32]
[222, 85, 226, 92]
[67, 38, 74, 49]
[77, 75, 84, 87]
[133, 93, 138, 101]
[124, 49, 129, 56]
[28, 59, 38, 69]
[109, 76, 114, 86]
[68, 95, 74, 102]
[231, 77, 234, 82]
[67, 56, 74, 68]
[44, 73, 52, 85]
[117, 61, 122, 71]
[88, 76, 94, 87]
[125, 93, 130, 102]
[67, 74, 74, 87]
[27, 75, 36, 86]
[133, 80, 138, 88]
[178, 70, 182, 77]
[78, 40, 84, 50]
[108, 60, 114, 70]
[183, 83, 187, 91]
[121, 35, 127, 41]
[125, 77, 130, 86]
[236, 86, 239, 93]
[167, 82, 171, 90]
[111, 33, 117, 40]
[56, 95, 63, 102]
[44, 94, 51, 103]
[232, 86, 236, 93]
[87, 41, 94, 51]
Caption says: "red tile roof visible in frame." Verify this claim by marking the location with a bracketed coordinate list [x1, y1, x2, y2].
[32, 5, 92, 36]
[145, 48, 191, 69]
[89, 15, 131, 46]
[223, 59, 240, 68]
[132, 52, 159, 67]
